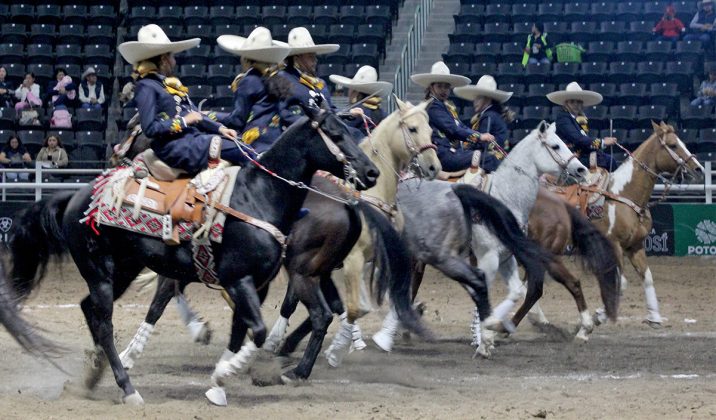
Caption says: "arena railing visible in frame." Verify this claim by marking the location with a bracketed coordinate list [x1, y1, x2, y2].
[391, 0, 433, 112]
[0, 161, 713, 203]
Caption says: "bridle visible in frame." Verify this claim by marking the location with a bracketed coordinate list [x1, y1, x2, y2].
[397, 110, 437, 177]
[310, 110, 364, 190]
[536, 126, 579, 172]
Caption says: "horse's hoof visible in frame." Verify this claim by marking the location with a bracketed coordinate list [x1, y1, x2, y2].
[574, 330, 590, 343]
[189, 320, 212, 345]
[593, 308, 608, 326]
[372, 331, 394, 352]
[118, 349, 135, 371]
[352, 337, 367, 351]
[643, 319, 663, 329]
[280, 370, 302, 386]
[324, 349, 343, 368]
[122, 391, 144, 406]
[472, 346, 491, 359]
[205, 386, 227, 406]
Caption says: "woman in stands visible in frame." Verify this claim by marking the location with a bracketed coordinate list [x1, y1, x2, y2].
[47, 68, 77, 109]
[547, 82, 617, 170]
[411, 61, 494, 174]
[278, 27, 364, 140]
[118, 24, 255, 175]
[215, 27, 292, 154]
[0, 66, 14, 108]
[36, 134, 68, 169]
[453, 75, 513, 173]
[14, 72, 41, 111]
[329, 65, 393, 138]
[0, 135, 32, 181]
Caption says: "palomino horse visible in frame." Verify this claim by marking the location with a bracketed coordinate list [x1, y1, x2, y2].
[364, 121, 589, 358]
[525, 122, 704, 331]
[4, 107, 380, 405]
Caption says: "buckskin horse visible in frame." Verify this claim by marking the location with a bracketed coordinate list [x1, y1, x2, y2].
[522, 121, 704, 334]
[3, 106, 381, 405]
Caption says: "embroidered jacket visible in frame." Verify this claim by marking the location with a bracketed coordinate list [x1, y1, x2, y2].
[428, 98, 481, 172]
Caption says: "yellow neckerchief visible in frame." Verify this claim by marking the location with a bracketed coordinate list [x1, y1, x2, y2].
[163, 77, 188, 98]
[575, 114, 589, 133]
[297, 69, 325, 91]
[135, 61, 158, 78]
[231, 65, 281, 92]
[353, 96, 382, 110]
[230, 72, 247, 93]
[443, 99, 460, 120]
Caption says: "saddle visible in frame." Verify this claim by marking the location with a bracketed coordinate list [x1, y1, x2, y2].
[541, 167, 610, 219]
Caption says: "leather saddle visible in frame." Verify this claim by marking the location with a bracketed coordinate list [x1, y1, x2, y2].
[541, 167, 610, 217]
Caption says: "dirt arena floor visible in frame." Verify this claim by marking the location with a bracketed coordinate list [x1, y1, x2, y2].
[0, 256, 714, 419]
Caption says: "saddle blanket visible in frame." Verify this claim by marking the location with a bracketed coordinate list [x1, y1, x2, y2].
[82, 166, 241, 244]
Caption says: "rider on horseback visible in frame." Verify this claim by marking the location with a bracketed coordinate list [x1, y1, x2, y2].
[329, 65, 393, 138]
[547, 82, 617, 171]
[453, 75, 513, 173]
[215, 27, 292, 154]
[411, 61, 495, 174]
[118, 25, 256, 175]
[279, 27, 364, 141]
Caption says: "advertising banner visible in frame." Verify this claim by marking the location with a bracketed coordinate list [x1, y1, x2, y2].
[671, 204, 716, 256]
[0, 202, 28, 244]
[644, 204, 674, 256]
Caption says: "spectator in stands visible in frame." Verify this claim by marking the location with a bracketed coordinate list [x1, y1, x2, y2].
[279, 27, 364, 140]
[215, 27, 292, 154]
[522, 23, 553, 67]
[79, 67, 106, 110]
[411, 61, 495, 175]
[120, 72, 138, 108]
[0, 135, 32, 181]
[36, 134, 68, 169]
[0, 66, 14, 108]
[14, 72, 41, 111]
[47, 68, 77, 109]
[684, 0, 716, 49]
[453, 75, 513, 173]
[653, 5, 686, 42]
[691, 64, 716, 106]
[118, 24, 253, 174]
[547, 82, 617, 170]
[329, 65, 393, 138]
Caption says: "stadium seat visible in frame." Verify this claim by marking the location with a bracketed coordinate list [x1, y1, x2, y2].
[599, 21, 627, 42]
[84, 44, 114, 67]
[365, 5, 392, 28]
[179, 64, 206, 86]
[58, 25, 85, 46]
[590, 2, 616, 22]
[609, 62, 637, 84]
[62, 5, 87, 25]
[580, 62, 609, 84]
[340, 5, 366, 26]
[483, 23, 511, 43]
[537, 2, 563, 21]
[666, 61, 695, 94]
[1, 23, 26, 44]
[474, 42, 502, 63]
[26, 63, 53, 86]
[17, 130, 44, 154]
[25, 44, 54, 66]
[519, 106, 551, 129]
[0, 108, 15, 130]
[570, 21, 598, 43]
[501, 42, 525, 63]
[485, 4, 511, 24]
[585, 41, 614, 62]
[128, 6, 156, 27]
[616, 2, 642, 20]
[235, 5, 261, 26]
[314, 6, 339, 25]
[699, 129, 716, 154]
[524, 83, 553, 106]
[213, 85, 234, 107]
[637, 105, 668, 127]
[470, 62, 498, 80]
[512, 3, 538, 23]
[55, 44, 83, 66]
[0, 130, 17, 143]
[324, 44, 351, 65]
[552, 62, 579, 84]
[680, 106, 712, 129]
[0, 43, 24, 65]
[649, 82, 679, 115]
[184, 6, 209, 26]
[210, 6, 235, 26]
[609, 105, 638, 129]
[187, 85, 213, 104]
[287, 5, 313, 26]
[616, 41, 644, 62]
[262, 6, 287, 26]
[327, 24, 356, 45]
[497, 62, 524, 85]
[88, 5, 116, 26]
[450, 23, 481, 44]
[584, 105, 609, 129]
[637, 61, 666, 84]
[563, 3, 589, 22]
[87, 25, 115, 46]
[352, 43, 380, 68]
[356, 24, 388, 53]
[178, 44, 212, 66]
[618, 83, 647, 106]
[629, 21, 655, 42]
[444, 43, 475, 64]
[524, 63, 551, 85]
[185, 25, 215, 45]
[645, 41, 673, 62]
[9, 4, 34, 25]
[29, 24, 56, 45]
[76, 108, 105, 132]
[3, 63, 25, 86]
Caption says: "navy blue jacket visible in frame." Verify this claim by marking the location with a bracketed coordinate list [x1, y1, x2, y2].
[343, 100, 387, 138]
[135, 74, 226, 174]
[554, 109, 615, 170]
[428, 99, 480, 172]
[465, 106, 508, 172]
[219, 68, 283, 154]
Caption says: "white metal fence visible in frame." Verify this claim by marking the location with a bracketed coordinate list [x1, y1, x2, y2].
[390, 0, 433, 111]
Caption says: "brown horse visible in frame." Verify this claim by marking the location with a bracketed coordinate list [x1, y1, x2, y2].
[519, 122, 704, 337]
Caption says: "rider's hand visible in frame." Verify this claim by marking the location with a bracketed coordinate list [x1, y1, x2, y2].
[184, 111, 203, 125]
[219, 126, 238, 140]
[602, 137, 617, 146]
[349, 107, 364, 117]
[479, 133, 495, 143]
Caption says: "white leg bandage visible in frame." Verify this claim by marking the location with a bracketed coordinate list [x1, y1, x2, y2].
[372, 306, 399, 352]
[324, 313, 353, 367]
[211, 341, 258, 387]
[470, 307, 481, 347]
[643, 268, 662, 323]
[263, 316, 288, 352]
[119, 322, 154, 370]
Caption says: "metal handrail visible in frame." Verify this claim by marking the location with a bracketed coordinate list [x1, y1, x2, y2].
[391, 0, 433, 112]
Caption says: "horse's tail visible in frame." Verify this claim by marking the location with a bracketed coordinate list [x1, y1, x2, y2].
[8, 191, 73, 301]
[451, 185, 551, 289]
[0, 258, 62, 357]
[355, 201, 432, 340]
[566, 205, 620, 321]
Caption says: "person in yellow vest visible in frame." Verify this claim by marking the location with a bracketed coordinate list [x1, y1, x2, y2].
[522, 22, 553, 66]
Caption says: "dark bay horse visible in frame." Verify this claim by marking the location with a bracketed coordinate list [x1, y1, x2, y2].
[4, 108, 380, 405]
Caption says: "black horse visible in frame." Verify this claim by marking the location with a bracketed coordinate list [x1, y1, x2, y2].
[4, 107, 381, 404]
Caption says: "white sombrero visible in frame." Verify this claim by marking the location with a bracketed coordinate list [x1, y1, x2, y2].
[286, 27, 339, 56]
[453, 75, 512, 103]
[329, 65, 393, 96]
[410, 61, 471, 89]
[119, 24, 200, 65]
[217, 27, 291, 64]
[547, 82, 603, 107]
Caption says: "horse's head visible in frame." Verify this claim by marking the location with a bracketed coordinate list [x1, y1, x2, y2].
[302, 104, 379, 190]
[648, 121, 704, 181]
[528, 121, 587, 180]
[388, 97, 441, 179]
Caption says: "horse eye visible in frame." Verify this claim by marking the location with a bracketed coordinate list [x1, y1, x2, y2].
[551, 144, 560, 150]
[408, 127, 418, 134]
[668, 144, 677, 149]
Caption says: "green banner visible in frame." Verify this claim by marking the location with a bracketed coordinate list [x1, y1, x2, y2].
[671, 204, 716, 256]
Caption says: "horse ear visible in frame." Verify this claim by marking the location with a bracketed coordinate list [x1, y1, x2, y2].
[538, 120, 548, 133]
[394, 95, 408, 112]
[651, 120, 661, 132]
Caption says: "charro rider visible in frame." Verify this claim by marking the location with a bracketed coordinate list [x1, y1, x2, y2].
[279, 27, 364, 140]
[215, 27, 292, 154]
[453, 75, 513, 173]
[118, 24, 255, 175]
[329, 65, 393, 138]
[410, 61, 495, 175]
[547, 82, 617, 170]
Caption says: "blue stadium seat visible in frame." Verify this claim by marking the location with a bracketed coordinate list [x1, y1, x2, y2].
[609, 105, 638, 129]
[29, 24, 56, 45]
[444, 43, 475, 64]
[314, 6, 339, 25]
[618, 83, 647, 106]
[76, 108, 105, 132]
[62, 5, 87, 25]
[637, 105, 668, 128]
[637, 61, 665, 84]
[340, 5, 366, 26]
[287, 6, 313, 26]
[210, 6, 235, 26]
[184, 6, 209, 26]
[26, 44, 54, 66]
[58, 24, 85, 45]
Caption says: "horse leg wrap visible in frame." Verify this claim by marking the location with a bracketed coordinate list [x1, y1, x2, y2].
[324, 313, 353, 367]
[119, 322, 154, 370]
[211, 341, 258, 387]
[470, 307, 481, 347]
[575, 310, 594, 342]
[175, 294, 211, 343]
[372, 307, 399, 352]
[643, 268, 662, 324]
[351, 322, 367, 351]
[263, 316, 289, 353]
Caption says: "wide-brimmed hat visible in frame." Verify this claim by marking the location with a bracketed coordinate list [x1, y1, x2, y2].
[328, 65, 393, 96]
[119, 24, 200, 65]
[82, 67, 97, 79]
[410, 61, 471, 89]
[547, 82, 603, 107]
[453, 75, 512, 103]
[217, 27, 291, 64]
[286, 27, 339, 56]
